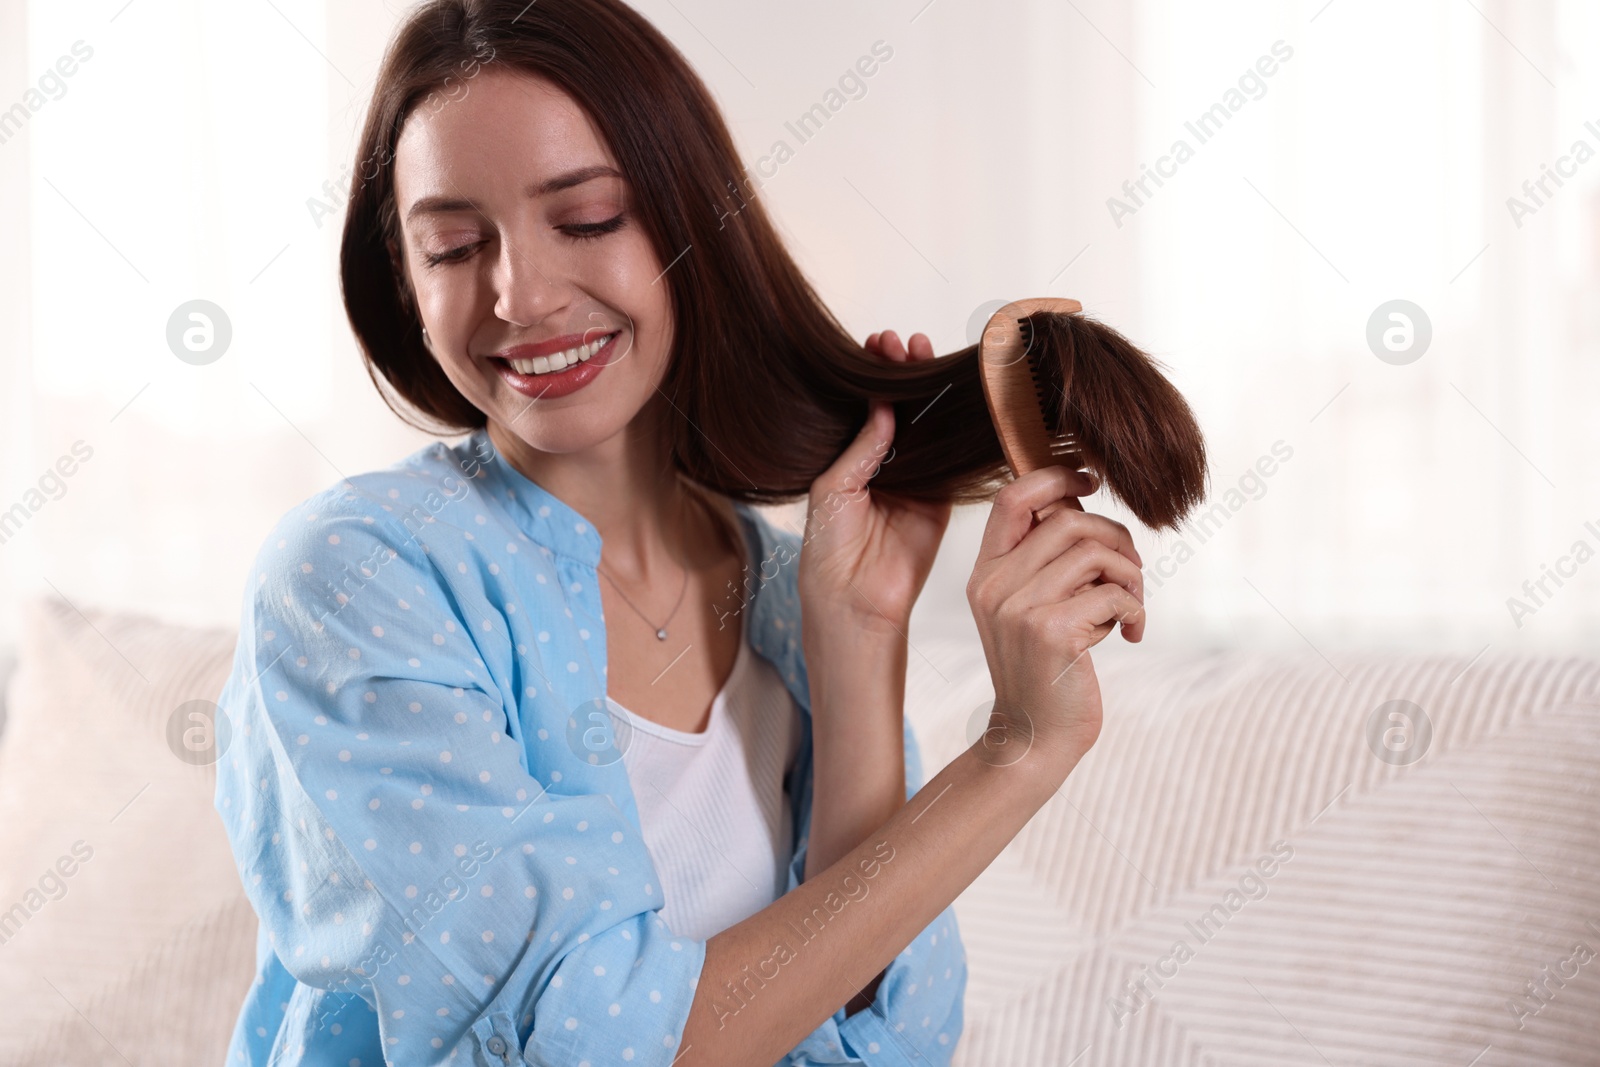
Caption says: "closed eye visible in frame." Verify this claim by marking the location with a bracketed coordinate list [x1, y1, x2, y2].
[422, 244, 481, 267]
[564, 212, 628, 242]
[421, 213, 629, 268]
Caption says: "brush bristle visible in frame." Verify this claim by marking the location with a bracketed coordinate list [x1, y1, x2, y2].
[1019, 318, 1076, 452]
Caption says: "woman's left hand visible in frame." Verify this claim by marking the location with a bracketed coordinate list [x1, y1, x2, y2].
[798, 329, 954, 641]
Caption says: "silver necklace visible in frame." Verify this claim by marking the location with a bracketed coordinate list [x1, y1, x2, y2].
[597, 489, 699, 640]
[597, 485, 739, 641]
[598, 557, 687, 641]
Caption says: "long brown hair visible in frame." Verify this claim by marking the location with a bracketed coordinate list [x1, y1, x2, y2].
[341, 0, 1208, 531]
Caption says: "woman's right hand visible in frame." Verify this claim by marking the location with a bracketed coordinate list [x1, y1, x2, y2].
[966, 466, 1146, 767]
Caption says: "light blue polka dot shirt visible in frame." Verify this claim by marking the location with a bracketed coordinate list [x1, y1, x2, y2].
[213, 428, 968, 1065]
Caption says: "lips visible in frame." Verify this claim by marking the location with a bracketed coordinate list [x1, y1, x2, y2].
[489, 330, 621, 401]
[493, 330, 620, 373]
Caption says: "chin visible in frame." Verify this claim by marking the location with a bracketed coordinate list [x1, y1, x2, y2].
[490, 403, 639, 455]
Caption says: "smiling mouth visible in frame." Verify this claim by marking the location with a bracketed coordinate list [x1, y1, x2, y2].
[492, 331, 621, 377]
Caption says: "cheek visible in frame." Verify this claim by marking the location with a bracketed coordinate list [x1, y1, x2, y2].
[411, 288, 487, 394]
[595, 238, 673, 370]
[597, 242, 667, 323]
[417, 281, 494, 371]
[415, 270, 479, 324]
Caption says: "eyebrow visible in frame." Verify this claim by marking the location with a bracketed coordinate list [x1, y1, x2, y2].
[404, 164, 624, 222]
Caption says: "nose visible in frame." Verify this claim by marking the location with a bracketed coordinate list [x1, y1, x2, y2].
[492, 234, 569, 328]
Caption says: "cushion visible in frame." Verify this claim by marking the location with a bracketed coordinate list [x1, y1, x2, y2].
[3, 584, 1597, 1067]
[0, 594, 258, 1066]
[905, 637, 1600, 1066]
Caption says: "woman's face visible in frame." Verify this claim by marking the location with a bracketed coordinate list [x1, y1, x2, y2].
[392, 66, 672, 454]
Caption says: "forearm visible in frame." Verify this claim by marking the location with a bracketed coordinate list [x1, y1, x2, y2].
[678, 734, 1083, 1067]
[802, 629, 908, 1013]
[803, 631, 907, 882]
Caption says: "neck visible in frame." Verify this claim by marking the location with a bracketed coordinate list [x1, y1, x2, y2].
[484, 407, 734, 584]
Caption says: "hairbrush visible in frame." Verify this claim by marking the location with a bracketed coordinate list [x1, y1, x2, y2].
[977, 296, 1089, 524]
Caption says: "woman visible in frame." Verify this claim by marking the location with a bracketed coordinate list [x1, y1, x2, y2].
[214, 1, 1192, 1064]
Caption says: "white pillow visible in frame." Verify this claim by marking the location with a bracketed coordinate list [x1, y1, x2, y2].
[0, 595, 258, 1066]
[904, 637, 1600, 1066]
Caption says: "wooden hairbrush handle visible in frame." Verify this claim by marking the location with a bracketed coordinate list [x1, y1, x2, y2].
[978, 297, 1087, 526]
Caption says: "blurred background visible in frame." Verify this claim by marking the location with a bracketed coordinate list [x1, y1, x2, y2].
[2, 0, 1597, 660]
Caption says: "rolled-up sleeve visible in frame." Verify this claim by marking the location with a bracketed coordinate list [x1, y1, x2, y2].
[779, 708, 969, 1065]
[213, 501, 705, 1065]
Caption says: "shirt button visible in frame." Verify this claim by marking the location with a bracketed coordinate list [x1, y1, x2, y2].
[486, 1036, 507, 1056]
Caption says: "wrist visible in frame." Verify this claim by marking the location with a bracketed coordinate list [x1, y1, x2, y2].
[802, 612, 907, 653]
[799, 573, 912, 643]
[972, 704, 1091, 778]
[802, 623, 907, 697]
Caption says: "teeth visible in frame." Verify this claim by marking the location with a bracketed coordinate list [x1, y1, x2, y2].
[507, 334, 613, 376]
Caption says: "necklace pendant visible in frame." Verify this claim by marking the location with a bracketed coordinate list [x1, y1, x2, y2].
[656, 627, 668, 640]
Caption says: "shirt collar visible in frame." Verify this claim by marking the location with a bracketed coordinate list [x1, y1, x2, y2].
[471, 427, 604, 567]
[468, 426, 775, 585]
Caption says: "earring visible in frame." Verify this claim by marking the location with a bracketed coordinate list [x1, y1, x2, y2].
[421, 326, 433, 350]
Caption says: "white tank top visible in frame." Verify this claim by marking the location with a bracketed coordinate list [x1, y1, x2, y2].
[610, 634, 805, 941]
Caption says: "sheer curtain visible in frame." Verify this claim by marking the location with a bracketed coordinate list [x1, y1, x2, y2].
[911, 0, 1599, 664]
[1109, 0, 1600, 659]
[2, 0, 1595, 661]
[1, 0, 434, 646]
